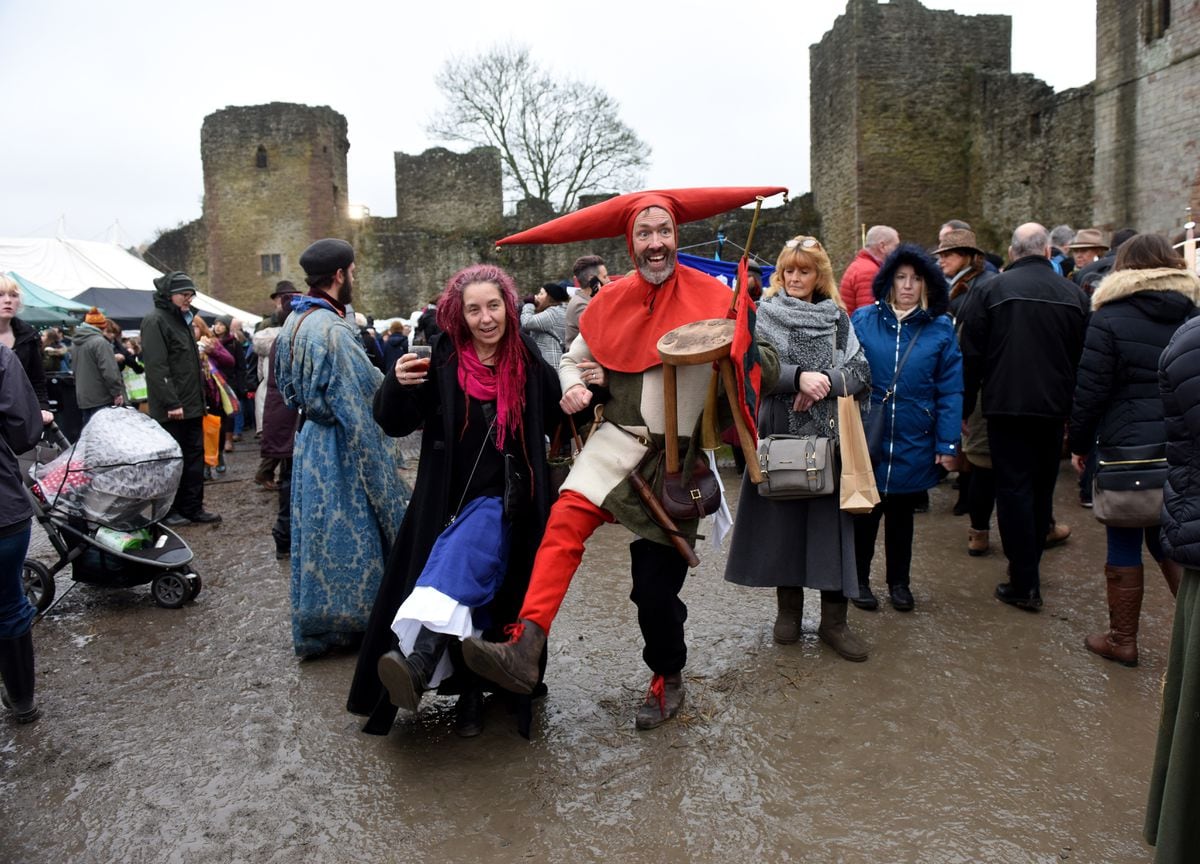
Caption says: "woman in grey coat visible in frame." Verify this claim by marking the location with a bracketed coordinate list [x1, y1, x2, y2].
[724, 236, 872, 661]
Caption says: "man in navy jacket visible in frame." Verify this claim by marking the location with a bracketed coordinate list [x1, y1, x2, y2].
[959, 222, 1090, 610]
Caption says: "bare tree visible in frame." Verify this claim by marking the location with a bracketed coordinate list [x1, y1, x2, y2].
[428, 44, 651, 213]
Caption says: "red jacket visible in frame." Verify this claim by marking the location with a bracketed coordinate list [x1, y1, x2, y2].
[839, 249, 882, 313]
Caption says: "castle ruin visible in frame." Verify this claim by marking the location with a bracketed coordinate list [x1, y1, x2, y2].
[147, 0, 1200, 313]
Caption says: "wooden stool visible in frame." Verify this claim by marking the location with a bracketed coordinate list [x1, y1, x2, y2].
[656, 318, 762, 484]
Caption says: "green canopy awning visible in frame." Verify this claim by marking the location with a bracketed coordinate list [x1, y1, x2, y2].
[17, 305, 77, 326]
[6, 271, 91, 313]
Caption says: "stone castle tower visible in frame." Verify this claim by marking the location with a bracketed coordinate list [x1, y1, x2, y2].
[810, 0, 1094, 268]
[1094, 0, 1200, 236]
[200, 103, 351, 313]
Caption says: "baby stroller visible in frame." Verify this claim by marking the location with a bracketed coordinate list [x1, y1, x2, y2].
[20, 407, 201, 614]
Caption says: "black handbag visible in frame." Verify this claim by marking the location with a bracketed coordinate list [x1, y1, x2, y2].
[867, 323, 924, 464]
[502, 452, 529, 520]
[1092, 443, 1168, 528]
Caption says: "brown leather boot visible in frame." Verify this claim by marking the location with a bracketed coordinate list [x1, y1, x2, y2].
[1158, 558, 1182, 598]
[773, 587, 804, 644]
[817, 595, 869, 662]
[967, 528, 990, 557]
[462, 619, 546, 695]
[1084, 564, 1143, 667]
[1045, 521, 1071, 548]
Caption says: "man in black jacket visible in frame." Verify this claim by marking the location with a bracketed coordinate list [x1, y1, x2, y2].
[141, 272, 221, 526]
[959, 223, 1089, 610]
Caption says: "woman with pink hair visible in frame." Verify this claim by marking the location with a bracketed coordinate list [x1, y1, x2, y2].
[348, 263, 563, 738]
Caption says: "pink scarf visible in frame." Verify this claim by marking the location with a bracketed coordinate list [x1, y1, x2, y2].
[457, 342, 524, 449]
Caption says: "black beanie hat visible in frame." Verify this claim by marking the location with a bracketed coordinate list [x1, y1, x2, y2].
[543, 281, 570, 303]
[299, 239, 354, 285]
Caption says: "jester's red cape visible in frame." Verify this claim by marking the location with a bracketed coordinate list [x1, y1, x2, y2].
[577, 264, 730, 373]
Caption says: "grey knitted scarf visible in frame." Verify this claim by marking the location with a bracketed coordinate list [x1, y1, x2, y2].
[755, 295, 866, 437]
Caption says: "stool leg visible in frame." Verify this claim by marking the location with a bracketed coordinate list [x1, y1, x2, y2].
[662, 361, 680, 475]
[720, 358, 762, 484]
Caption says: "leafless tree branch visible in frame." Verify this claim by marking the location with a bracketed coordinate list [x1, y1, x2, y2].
[427, 44, 651, 213]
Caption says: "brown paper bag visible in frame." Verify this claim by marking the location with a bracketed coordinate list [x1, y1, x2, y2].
[838, 395, 881, 514]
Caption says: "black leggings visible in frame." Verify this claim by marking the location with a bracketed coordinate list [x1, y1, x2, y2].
[853, 492, 923, 588]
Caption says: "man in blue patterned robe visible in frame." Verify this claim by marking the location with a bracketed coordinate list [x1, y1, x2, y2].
[274, 239, 408, 658]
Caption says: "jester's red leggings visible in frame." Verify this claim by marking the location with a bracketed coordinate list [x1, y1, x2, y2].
[519, 491, 614, 631]
[519, 490, 690, 676]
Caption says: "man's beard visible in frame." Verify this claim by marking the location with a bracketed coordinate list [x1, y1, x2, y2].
[340, 273, 354, 306]
[637, 250, 676, 285]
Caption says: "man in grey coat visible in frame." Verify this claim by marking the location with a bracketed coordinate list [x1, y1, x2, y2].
[70, 307, 124, 427]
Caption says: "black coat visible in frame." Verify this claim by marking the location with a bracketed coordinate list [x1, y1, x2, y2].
[141, 273, 206, 422]
[959, 255, 1090, 419]
[11, 317, 49, 411]
[381, 332, 409, 374]
[219, 334, 247, 396]
[346, 330, 563, 730]
[1069, 268, 1200, 455]
[1159, 315, 1200, 566]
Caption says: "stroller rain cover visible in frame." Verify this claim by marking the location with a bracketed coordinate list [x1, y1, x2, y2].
[35, 408, 183, 530]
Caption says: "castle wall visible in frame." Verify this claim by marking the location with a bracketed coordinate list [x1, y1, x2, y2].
[355, 195, 819, 319]
[201, 103, 351, 314]
[812, 0, 1011, 270]
[1094, 0, 1200, 237]
[144, 218, 207, 288]
[394, 147, 503, 233]
[971, 78, 1095, 254]
[809, 1, 862, 274]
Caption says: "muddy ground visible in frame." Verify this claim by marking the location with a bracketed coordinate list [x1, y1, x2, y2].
[0, 440, 1172, 863]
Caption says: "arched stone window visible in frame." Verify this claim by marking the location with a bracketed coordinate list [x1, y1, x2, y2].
[255, 145, 268, 169]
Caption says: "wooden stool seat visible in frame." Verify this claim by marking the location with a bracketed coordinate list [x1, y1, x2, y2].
[657, 319, 762, 483]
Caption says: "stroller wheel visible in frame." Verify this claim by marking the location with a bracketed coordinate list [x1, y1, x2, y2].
[22, 559, 55, 613]
[185, 571, 202, 601]
[151, 572, 191, 609]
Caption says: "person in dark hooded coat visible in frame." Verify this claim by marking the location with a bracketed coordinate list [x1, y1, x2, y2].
[347, 264, 562, 738]
[1068, 233, 1200, 668]
[1145, 309, 1200, 860]
[850, 244, 963, 612]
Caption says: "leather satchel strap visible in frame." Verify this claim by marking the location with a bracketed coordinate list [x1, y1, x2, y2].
[884, 322, 925, 399]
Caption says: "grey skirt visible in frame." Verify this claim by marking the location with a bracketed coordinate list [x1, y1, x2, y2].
[723, 466, 860, 598]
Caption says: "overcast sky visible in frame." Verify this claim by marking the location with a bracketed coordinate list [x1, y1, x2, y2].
[0, 0, 1095, 247]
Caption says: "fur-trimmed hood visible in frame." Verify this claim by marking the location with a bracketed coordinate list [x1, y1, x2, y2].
[869, 243, 951, 319]
[1092, 266, 1200, 310]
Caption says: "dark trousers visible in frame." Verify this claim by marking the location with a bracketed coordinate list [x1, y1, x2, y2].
[272, 457, 292, 554]
[0, 522, 33, 639]
[854, 492, 923, 588]
[968, 464, 996, 532]
[629, 538, 688, 676]
[988, 416, 1063, 593]
[164, 416, 205, 518]
[257, 456, 280, 483]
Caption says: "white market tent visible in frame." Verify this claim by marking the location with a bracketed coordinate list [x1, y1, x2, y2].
[0, 237, 261, 327]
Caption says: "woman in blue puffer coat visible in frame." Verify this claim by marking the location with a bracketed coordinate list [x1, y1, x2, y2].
[850, 244, 963, 611]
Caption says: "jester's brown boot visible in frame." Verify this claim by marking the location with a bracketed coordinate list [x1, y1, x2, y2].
[462, 619, 545, 695]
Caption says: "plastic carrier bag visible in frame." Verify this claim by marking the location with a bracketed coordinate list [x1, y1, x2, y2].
[34, 407, 183, 530]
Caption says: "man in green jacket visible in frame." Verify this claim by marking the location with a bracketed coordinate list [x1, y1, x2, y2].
[140, 272, 221, 526]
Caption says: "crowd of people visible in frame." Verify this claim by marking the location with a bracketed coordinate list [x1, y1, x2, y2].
[1, 198, 1198, 858]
